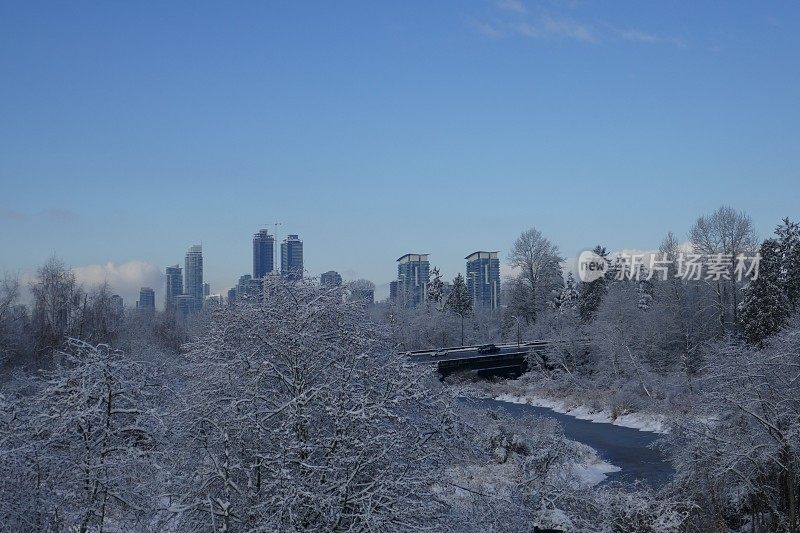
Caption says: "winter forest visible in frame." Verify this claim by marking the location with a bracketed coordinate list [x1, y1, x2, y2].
[0, 206, 798, 532]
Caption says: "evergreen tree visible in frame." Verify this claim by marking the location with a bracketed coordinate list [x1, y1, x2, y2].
[446, 273, 472, 317]
[636, 265, 654, 311]
[775, 217, 800, 311]
[556, 272, 579, 314]
[446, 274, 472, 345]
[426, 267, 446, 310]
[578, 245, 610, 322]
[739, 239, 790, 346]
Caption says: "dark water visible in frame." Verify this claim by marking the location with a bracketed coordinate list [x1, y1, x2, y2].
[466, 397, 674, 487]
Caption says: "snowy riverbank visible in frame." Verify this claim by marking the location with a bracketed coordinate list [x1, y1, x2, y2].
[568, 441, 622, 485]
[462, 395, 674, 488]
[493, 392, 668, 434]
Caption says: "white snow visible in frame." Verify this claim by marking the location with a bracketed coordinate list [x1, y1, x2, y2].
[493, 393, 669, 434]
[569, 442, 622, 485]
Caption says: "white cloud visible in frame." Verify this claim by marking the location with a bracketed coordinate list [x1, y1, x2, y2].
[469, 4, 687, 48]
[72, 260, 163, 307]
[496, 0, 527, 14]
[618, 29, 686, 48]
[500, 262, 520, 279]
[514, 15, 596, 42]
[469, 18, 504, 38]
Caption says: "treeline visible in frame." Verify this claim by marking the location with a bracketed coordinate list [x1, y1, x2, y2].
[382, 206, 800, 531]
[1, 206, 799, 531]
[389, 207, 799, 362]
[0, 257, 187, 369]
[0, 276, 688, 532]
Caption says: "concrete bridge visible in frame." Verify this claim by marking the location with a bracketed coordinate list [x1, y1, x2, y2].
[402, 340, 577, 377]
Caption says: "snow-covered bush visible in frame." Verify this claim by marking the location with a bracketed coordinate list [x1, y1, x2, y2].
[0, 339, 162, 531]
[166, 277, 461, 532]
[668, 319, 800, 532]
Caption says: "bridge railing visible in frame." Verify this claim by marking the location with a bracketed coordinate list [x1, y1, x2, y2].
[399, 339, 588, 358]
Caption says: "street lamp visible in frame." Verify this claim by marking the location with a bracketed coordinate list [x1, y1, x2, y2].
[512, 315, 522, 347]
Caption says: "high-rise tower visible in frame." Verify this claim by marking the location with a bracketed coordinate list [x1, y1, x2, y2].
[281, 234, 304, 281]
[165, 264, 183, 310]
[465, 251, 500, 310]
[396, 253, 430, 308]
[252, 229, 275, 279]
[137, 287, 155, 313]
[184, 244, 203, 310]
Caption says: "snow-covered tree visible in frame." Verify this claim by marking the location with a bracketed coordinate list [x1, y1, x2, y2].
[446, 273, 472, 316]
[669, 321, 800, 532]
[0, 339, 161, 531]
[29, 256, 84, 354]
[689, 206, 757, 333]
[555, 272, 579, 315]
[508, 228, 564, 324]
[578, 245, 610, 323]
[445, 273, 473, 345]
[167, 277, 459, 531]
[775, 217, 800, 311]
[426, 266, 446, 309]
[0, 274, 30, 362]
[739, 238, 791, 346]
[82, 281, 124, 345]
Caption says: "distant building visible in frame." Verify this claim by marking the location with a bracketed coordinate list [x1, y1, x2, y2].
[465, 251, 500, 310]
[165, 264, 183, 311]
[175, 294, 195, 318]
[253, 229, 275, 279]
[396, 254, 430, 308]
[137, 287, 155, 313]
[227, 287, 237, 303]
[110, 294, 124, 317]
[204, 294, 223, 307]
[349, 279, 375, 306]
[185, 245, 203, 311]
[237, 274, 262, 300]
[203, 283, 210, 298]
[281, 234, 304, 281]
[321, 270, 342, 287]
[389, 280, 401, 302]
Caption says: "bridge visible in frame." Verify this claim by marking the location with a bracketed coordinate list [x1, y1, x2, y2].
[402, 340, 574, 377]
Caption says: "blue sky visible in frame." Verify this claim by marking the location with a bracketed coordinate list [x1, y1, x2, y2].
[1, 1, 799, 303]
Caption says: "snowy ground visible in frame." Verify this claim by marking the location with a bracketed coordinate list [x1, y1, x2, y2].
[448, 439, 620, 495]
[568, 441, 622, 484]
[493, 392, 669, 434]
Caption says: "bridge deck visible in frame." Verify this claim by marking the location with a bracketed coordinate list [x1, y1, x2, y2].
[404, 341, 552, 364]
[402, 339, 588, 377]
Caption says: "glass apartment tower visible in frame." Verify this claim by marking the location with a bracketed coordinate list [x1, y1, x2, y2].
[137, 287, 155, 313]
[465, 251, 500, 310]
[281, 234, 304, 281]
[396, 253, 430, 308]
[184, 244, 204, 311]
[253, 229, 275, 279]
[165, 264, 183, 311]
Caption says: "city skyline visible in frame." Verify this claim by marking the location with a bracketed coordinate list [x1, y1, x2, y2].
[0, 4, 797, 527]
[150, 229, 508, 310]
[2, 2, 799, 307]
[3, 217, 793, 310]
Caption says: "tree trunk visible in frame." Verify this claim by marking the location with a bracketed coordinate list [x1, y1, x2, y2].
[785, 444, 797, 533]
